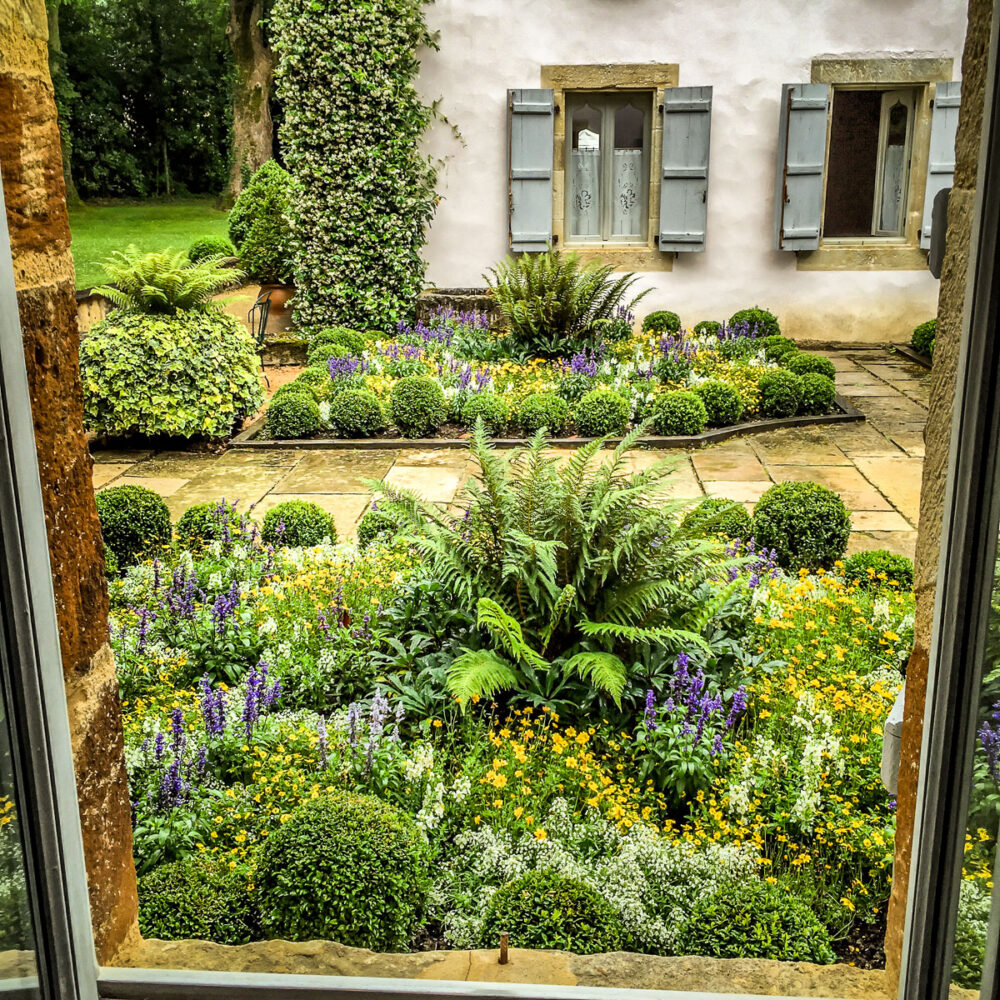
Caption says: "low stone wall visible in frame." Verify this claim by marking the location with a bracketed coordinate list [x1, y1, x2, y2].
[417, 286, 499, 324]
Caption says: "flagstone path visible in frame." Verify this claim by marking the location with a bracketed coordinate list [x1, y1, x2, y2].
[91, 347, 929, 557]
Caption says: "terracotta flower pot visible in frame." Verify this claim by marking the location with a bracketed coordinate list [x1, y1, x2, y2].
[260, 283, 295, 316]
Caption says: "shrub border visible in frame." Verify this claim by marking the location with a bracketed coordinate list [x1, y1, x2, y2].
[231, 394, 864, 450]
[893, 343, 933, 369]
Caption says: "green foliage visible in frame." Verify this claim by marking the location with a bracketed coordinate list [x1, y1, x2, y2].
[92, 247, 242, 315]
[574, 389, 630, 437]
[95, 485, 171, 568]
[642, 310, 681, 335]
[175, 501, 244, 551]
[487, 248, 648, 357]
[329, 389, 386, 438]
[312, 327, 368, 356]
[80, 311, 263, 439]
[952, 879, 990, 990]
[912, 318, 937, 358]
[761, 335, 798, 362]
[693, 320, 722, 336]
[138, 856, 257, 945]
[753, 481, 851, 571]
[841, 550, 914, 591]
[682, 498, 752, 541]
[728, 307, 780, 338]
[591, 314, 633, 342]
[272, 0, 437, 330]
[357, 508, 398, 548]
[674, 880, 835, 963]
[296, 365, 332, 388]
[264, 393, 320, 440]
[783, 353, 837, 380]
[652, 390, 708, 436]
[188, 236, 236, 263]
[480, 870, 625, 955]
[757, 369, 804, 418]
[461, 394, 510, 435]
[390, 376, 446, 437]
[307, 342, 351, 368]
[798, 373, 837, 415]
[518, 392, 570, 436]
[228, 161, 294, 285]
[270, 381, 315, 405]
[692, 380, 743, 427]
[261, 501, 337, 548]
[104, 543, 120, 580]
[255, 793, 429, 949]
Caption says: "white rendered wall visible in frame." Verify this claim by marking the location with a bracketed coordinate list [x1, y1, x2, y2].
[416, 0, 968, 343]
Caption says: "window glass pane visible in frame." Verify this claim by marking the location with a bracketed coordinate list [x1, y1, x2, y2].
[823, 89, 881, 237]
[612, 102, 645, 238]
[877, 99, 910, 234]
[569, 103, 601, 238]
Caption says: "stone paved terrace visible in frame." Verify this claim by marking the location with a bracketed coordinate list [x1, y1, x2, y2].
[91, 347, 929, 558]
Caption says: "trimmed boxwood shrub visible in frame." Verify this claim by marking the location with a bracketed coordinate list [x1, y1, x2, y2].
[682, 497, 753, 541]
[574, 389, 630, 437]
[674, 879, 835, 964]
[798, 372, 837, 415]
[175, 500, 245, 550]
[783, 352, 837, 380]
[757, 369, 804, 418]
[270, 381, 315, 405]
[728, 306, 780, 338]
[311, 327, 368, 356]
[188, 236, 236, 262]
[296, 365, 332, 388]
[264, 393, 321, 439]
[104, 544, 120, 580]
[841, 549, 914, 591]
[693, 380, 744, 427]
[652, 390, 708, 436]
[307, 341, 351, 368]
[480, 870, 625, 955]
[228, 160, 293, 284]
[80, 312, 264, 439]
[255, 793, 429, 949]
[693, 320, 722, 336]
[518, 392, 570, 436]
[357, 507, 398, 548]
[138, 856, 257, 945]
[461, 393, 509, 435]
[262, 500, 336, 548]
[642, 310, 681, 334]
[329, 389, 386, 438]
[95, 485, 171, 568]
[390, 376, 446, 437]
[753, 481, 851, 570]
[912, 318, 937, 358]
[761, 334, 798, 362]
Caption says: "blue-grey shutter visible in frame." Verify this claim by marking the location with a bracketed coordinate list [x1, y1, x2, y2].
[773, 83, 830, 250]
[921, 81, 961, 250]
[507, 89, 554, 253]
[658, 86, 713, 252]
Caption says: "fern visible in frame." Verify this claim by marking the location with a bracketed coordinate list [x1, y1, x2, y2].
[446, 649, 520, 703]
[563, 651, 626, 707]
[476, 598, 548, 670]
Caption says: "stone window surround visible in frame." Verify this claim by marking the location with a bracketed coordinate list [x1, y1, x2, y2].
[541, 64, 680, 272]
[797, 55, 955, 272]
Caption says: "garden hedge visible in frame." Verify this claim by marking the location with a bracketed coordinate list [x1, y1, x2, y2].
[753, 481, 851, 570]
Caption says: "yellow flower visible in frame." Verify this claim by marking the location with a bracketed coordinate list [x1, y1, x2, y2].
[534, 828, 547, 841]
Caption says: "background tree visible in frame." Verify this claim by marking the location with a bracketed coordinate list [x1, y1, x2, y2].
[45, 0, 81, 204]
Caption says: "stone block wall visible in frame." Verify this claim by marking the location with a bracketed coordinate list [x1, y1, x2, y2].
[0, 0, 138, 962]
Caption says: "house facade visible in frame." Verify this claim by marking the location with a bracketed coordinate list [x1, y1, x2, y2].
[417, 0, 968, 343]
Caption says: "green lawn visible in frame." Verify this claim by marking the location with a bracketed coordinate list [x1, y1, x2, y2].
[68, 197, 230, 289]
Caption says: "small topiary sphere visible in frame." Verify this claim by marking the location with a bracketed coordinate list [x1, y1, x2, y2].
[312, 327, 367, 357]
[264, 393, 321, 439]
[187, 236, 236, 263]
[270, 381, 315, 406]
[574, 389, 630, 437]
[693, 380, 744, 427]
[798, 373, 837, 415]
[480, 870, 625, 955]
[674, 879, 835, 964]
[642, 310, 681, 335]
[95, 485, 171, 568]
[307, 341, 351, 368]
[728, 307, 780, 339]
[912, 318, 937, 358]
[783, 353, 837, 380]
[255, 793, 429, 950]
[753, 481, 851, 570]
[757, 370, 804, 418]
[390, 376, 446, 438]
[652, 390, 708, 436]
[357, 507, 398, 548]
[329, 389, 386, 438]
[261, 500, 336, 548]
[693, 320, 722, 337]
[297, 365, 332, 387]
[519, 392, 570, 436]
[175, 500, 245, 550]
[761, 335, 798, 362]
[682, 497, 753, 540]
[841, 549, 914, 591]
[138, 856, 257, 945]
[461, 393, 510, 435]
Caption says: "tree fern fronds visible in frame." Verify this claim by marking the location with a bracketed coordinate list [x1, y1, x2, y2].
[563, 651, 626, 706]
[476, 598, 549, 670]
[446, 649, 520, 704]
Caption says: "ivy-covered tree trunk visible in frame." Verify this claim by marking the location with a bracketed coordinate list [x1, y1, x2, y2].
[225, 0, 274, 205]
[45, 0, 80, 205]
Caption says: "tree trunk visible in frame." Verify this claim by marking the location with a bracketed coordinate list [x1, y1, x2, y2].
[224, 0, 274, 206]
[45, 0, 81, 205]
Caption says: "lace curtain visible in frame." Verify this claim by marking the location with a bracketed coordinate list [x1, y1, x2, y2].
[569, 148, 643, 239]
[613, 149, 642, 237]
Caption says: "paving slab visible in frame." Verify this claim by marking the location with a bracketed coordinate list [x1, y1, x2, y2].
[91, 448, 154, 464]
[838, 384, 902, 398]
[252, 493, 369, 541]
[749, 427, 850, 466]
[854, 456, 923, 524]
[119, 453, 224, 478]
[701, 480, 772, 504]
[394, 448, 473, 469]
[692, 440, 769, 481]
[274, 450, 397, 493]
[92, 464, 132, 489]
[213, 449, 303, 468]
[384, 464, 465, 503]
[889, 425, 926, 458]
[165, 467, 283, 519]
[818, 424, 903, 459]
[848, 530, 919, 559]
[113, 475, 190, 497]
[767, 464, 873, 493]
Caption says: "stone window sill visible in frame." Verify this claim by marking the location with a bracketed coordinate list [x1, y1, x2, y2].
[796, 243, 929, 271]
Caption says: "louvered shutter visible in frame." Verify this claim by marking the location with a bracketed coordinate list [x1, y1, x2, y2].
[507, 89, 554, 253]
[658, 87, 713, 252]
[773, 83, 830, 250]
[921, 81, 961, 250]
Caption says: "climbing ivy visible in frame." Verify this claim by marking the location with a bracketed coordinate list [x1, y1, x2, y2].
[271, 0, 438, 332]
